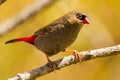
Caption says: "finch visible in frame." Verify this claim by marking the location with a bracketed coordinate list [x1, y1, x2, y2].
[6, 11, 90, 68]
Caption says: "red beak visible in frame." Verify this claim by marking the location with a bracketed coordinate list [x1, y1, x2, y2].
[83, 17, 90, 24]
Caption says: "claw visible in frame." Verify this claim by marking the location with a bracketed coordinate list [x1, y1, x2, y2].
[45, 54, 57, 72]
[64, 50, 82, 62]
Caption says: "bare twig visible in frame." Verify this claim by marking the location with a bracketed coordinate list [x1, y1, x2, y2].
[0, 0, 6, 5]
[8, 44, 120, 80]
[0, 0, 55, 36]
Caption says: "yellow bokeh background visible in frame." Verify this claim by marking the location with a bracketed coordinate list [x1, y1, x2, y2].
[0, 0, 120, 80]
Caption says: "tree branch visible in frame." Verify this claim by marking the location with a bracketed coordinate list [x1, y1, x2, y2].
[0, 0, 6, 5]
[0, 0, 55, 36]
[8, 44, 120, 80]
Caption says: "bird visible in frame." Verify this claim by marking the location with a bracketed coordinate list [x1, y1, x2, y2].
[5, 11, 90, 69]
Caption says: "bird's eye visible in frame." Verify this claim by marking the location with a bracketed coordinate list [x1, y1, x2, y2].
[76, 13, 83, 20]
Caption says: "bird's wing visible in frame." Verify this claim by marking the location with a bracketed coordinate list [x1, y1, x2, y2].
[34, 21, 64, 36]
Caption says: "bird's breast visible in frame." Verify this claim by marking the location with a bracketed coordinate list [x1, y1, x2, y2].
[34, 24, 81, 56]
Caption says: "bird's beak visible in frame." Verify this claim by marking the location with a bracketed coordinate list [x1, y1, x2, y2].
[83, 17, 90, 24]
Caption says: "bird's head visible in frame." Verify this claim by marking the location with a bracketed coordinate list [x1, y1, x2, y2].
[67, 11, 90, 25]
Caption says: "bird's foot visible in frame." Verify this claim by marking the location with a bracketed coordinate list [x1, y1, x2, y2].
[46, 54, 57, 72]
[47, 59, 57, 72]
[64, 50, 82, 62]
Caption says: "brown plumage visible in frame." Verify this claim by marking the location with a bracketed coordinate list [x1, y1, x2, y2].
[6, 11, 90, 66]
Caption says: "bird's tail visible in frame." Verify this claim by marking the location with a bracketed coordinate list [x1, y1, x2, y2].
[5, 35, 36, 44]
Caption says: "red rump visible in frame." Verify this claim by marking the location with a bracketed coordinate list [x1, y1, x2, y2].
[5, 35, 36, 44]
[16, 35, 36, 43]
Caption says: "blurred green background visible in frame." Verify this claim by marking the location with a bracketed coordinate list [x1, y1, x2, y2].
[0, 0, 120, 80]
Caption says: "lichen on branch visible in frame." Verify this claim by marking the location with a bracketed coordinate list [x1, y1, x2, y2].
[8, 44, 120, 80]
